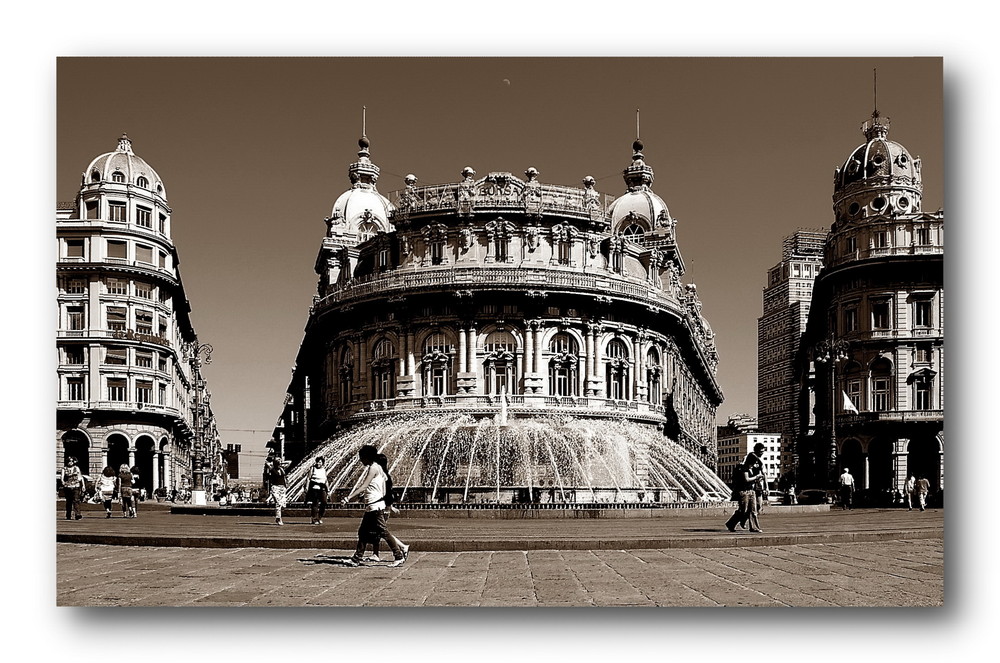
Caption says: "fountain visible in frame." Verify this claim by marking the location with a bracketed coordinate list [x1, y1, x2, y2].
[284, 412, 730, 506]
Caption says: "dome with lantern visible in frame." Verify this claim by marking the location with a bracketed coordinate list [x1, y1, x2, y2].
[328, 136, 395, 242]
[83, 133, 166, 199]
[607, 139, 673, 236]
[833, 110, 923, 221]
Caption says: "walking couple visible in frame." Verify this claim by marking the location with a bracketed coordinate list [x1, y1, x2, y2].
[726, 442, 766, 533]
[341, 444, 409, 567]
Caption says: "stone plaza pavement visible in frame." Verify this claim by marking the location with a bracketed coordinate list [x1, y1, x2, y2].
[56, 503, 943, 607]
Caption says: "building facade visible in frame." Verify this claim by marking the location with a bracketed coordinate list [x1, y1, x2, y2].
[272, 135, 726, 502]
[757, 230, 827, 481]
[56, 134, 219, 498]
[716, 429, 782, 489]
[795, 110, 944, 494]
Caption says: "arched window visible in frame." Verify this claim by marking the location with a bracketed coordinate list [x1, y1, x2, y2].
[371, 339, 396, 400]
[111, 171, 126, 183]
[646, 347, 661, 404]
[547, 333, 579, 397]
[339, 345, 354, 404]
[136, 176, 149, 188]
[358, 221, 378, 243]
[483, 330, 517, 395]
[622, 223, 645, 242]
[909, 369, 935, 411]
[870, 358, 893, 412]
[90, 170, 101, 183]
[605, 339, 630, 400]
[422, 332, 453, 396]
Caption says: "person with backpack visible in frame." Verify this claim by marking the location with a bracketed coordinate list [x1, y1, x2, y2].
[341, 445, 406, 567]
[117, 464, 137, 518]
[725, 442, 766, 533]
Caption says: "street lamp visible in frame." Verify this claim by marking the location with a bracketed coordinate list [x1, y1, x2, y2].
[189, 342, 213, 505]
[813, 336, 849, 486]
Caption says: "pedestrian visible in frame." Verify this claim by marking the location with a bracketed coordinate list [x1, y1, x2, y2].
[118, 464, 137, 518]
[95, 466, 118, 518]
[904, 474, 917, 510]
[725, 442, 765, 533]
[306, 456, 330, 525]
[916, 475, 931, 511]
[266, 456, 288, 525]
[838, 467, 855, 510]
[60, 456, 86, 520]
[341, 445, 405, 567]
[363, 453, 409, 562]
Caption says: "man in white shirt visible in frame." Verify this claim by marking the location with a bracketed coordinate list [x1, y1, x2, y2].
[838, 467, 855, 510]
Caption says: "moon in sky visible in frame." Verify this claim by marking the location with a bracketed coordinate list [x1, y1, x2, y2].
[502, 78, 510, 86]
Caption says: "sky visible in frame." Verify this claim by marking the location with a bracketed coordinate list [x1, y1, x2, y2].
[12, 2, 999, 657]
[56, 57, 944, 467]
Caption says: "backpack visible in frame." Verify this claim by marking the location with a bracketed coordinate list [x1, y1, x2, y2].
[731, 464, 747, 491]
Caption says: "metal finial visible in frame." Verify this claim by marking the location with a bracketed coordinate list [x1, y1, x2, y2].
[873, 68, 878, 118]
[362, 106, 367, 136]
[636, 109, 640, 140]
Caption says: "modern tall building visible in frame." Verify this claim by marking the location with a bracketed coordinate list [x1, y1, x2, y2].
[757, 230, 827, 481]
[56, 134, 219, 501]
[271, 134, 727, 503]
[795, 109, 944, 493]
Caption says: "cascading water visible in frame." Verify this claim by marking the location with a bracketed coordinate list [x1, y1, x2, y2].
[285, 413, 729, 504]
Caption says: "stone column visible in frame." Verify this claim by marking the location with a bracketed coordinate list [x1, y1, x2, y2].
[407, 331, 416, 375]
[129, 448, 135, 467]
[893, 438, 910, 493]
[399, 331, 408, 377]
[163, 452, 171, 490]
[466, 325, 478, 394]
[862, 453, 869, 491]
[458, 327, 468, 374]
[633, 335, 645, 401]
[152, 453, 160, 491]
[523, 324, 534, 378]
[584, 323, 596, 396]
[533, 322, 544, 374]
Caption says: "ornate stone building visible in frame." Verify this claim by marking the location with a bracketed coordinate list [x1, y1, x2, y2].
[272, 135, 725, 501]
[758, 230, 827, 481]
[56, 134, 219, 499]
[795, 110, 944, 494]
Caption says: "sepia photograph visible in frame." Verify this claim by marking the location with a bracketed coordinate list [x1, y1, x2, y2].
[53, 55, 946, 608]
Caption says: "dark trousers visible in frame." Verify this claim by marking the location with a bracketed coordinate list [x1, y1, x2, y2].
[63, 486, 82, 519]
[352, 510, 403, 561]
[726, 490, 760, 531]
[840, 486, 853, 509]
[307, 484, 327, 521]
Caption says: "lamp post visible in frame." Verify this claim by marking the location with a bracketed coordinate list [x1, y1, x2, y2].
[813, 336, 849, 486]
[189, 342, 213, 506]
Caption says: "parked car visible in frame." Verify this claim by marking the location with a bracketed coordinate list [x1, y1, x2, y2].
[796, 488, 831, 505]
[699, 491, 730, 503]
[767, 490, 785, 505]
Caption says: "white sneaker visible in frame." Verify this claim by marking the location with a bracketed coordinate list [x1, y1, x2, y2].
[400, 544, 410, 560]
[389, 558, 405, 567]
[363, 554, 381, 562]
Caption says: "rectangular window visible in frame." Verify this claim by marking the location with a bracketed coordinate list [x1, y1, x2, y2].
[378, 248, 389, 271]
[915, 227, 930, 245]
[106, 278, 128, 295]
[846, 236, 857, 253]
[65, 346, 85, 365]
[66, 278, 87, 294]
[158, 288, 169, 304]
[874, 231, 890, 248]
[67, 378, 85, 401]
[107, 306, 127, 331]
[913, 299, 932, 327]
[67, 306, 85, 331]
[136, 310, 154, 334]
[915, 344, 932, 363]
[871, 299, 891, 330]
[136, 206, 152, 228]
[136, 244, 153, 264]
[157, 315, 168, 337]
[560, 242, 572, 266]
[107, 240, 127, 260]
[844, 307, 858, 332]
[135, 351, 153, 368]
[134, 282, 151, 299]
[136, 380, 153, 404]
[431, 240, 445, 265]
[158, 353, 168, 372]
[872, 378, 890, 412]
[85, 200, 99, 219]
[108, 378, 127, 401]
[431, 367, 447, 396]
[915, 379, 932, 411]
[105, 346, 128, 366]
[158, 383, 167, 405]
[847, 380, 862, 411]
[158, 251, 167, 268]
[159, 214, 167, 233]
[109, 202, 127, 222]
[65, 239, 85, 258]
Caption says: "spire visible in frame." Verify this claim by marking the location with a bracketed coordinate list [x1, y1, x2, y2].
[348, 107, 380, 187]
[117, 133, 134, 155]
[862, 69, 890, 140]
[622, 112, 654, 191]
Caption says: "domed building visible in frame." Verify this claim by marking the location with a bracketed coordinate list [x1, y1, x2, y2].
[273, 135, 726, 504]
[56, 134, 219, 503]
[795, 110, 944, 495]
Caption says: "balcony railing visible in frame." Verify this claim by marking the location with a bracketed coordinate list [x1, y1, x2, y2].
[837, 409, 943, 425]
[389, 182, 616, 218]
[57, 400, 186, 419]
[334, 394, 668, 421]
